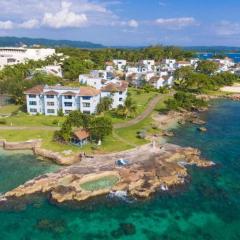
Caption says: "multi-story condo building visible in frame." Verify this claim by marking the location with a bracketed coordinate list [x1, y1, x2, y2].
[0, 47, 56, 69]
[24, 85, 101, 115]
[24, 81, 129, 115]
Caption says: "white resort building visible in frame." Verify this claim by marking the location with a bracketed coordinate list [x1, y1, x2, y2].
[0, 47, 56, 69]
[24, 85, 101, 115]
[24, 81, 128, 115]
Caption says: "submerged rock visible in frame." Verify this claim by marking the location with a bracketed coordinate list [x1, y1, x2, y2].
[36, 218, 66, 233]
[198, 127, 207, 132]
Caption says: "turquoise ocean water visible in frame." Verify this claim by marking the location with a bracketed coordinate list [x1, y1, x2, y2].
[0, 99, 240, 239]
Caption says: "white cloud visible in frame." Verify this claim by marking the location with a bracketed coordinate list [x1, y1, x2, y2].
[0, 20, 14, 30]
[19, 19, 40, 29]
[42, 1, 88, 28]
[215, 21, 240, 36]
[0, 0, 138, 30]
[155, 17, 197, 29]
[128, 19, 139, 28]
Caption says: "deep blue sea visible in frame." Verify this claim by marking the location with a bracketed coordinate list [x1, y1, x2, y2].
[0, 99, 240, 240]
[198, 53, 240, 63]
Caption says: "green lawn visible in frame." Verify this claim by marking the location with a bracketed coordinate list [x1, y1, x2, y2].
[0, 129, 131, 154]
[1, 113, 65, 127]
[106, 88, 158, 124]
[0, 105, 21, 115]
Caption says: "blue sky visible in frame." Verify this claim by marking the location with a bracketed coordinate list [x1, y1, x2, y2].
[0, 0, 240, 46]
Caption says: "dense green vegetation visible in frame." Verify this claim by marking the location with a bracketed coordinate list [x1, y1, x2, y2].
[167, 62, 240, 111]
[0, 57, 62, 104]
[54, 111, 113, 143]
[0, 36, 104, 48]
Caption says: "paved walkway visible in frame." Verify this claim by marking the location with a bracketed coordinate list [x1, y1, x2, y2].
[0, 126, 59, 131]
[113, 94, 165, 129]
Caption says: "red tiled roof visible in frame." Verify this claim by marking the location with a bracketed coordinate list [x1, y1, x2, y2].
[79, 86, 100, 96]
[44, 90, 58, 95]
[101, 81, 128, 93]
[177, 61, 191, 64]
[62, 91, 77, 96]
[73, 129, 90, 140]
[24, 85, 44, 94]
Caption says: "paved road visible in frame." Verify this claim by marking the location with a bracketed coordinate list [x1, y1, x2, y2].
[0, 94, 168, 131]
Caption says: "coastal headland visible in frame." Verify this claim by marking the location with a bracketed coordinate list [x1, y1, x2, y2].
[0, 142, 214, 204]
[0, 108, 215, 206]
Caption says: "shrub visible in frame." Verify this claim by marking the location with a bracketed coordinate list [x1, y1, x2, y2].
[58, 109, 64, 117]
[52, 119, 59, 125]
[137, 130, 146, 139]
[0, 119, 7, 125]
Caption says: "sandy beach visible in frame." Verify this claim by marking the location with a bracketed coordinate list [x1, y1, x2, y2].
[221, 83, 240, 93]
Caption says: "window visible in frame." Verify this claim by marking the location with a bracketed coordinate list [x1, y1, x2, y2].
[47, 102, 54, 106]
[119, 91, 123, 95]
[64, 102, 73, 107]
[83, 102, 90, 107]
[83, 111, 90, 114]
[29, 101, 37, 105]
[82, 96, 91, 100]
[119, 98, 123, 102]
[65, 110, 72, 114]
[30, 108, 37, 113]
[47, 109, 55, 114]
[47, 95, 54, 99]
[64, 95, 72, 99]
[29, 94, 36, 98]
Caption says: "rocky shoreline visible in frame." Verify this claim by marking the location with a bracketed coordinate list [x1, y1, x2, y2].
[0, 104, 216, 206]
[0, 142, 214, 205]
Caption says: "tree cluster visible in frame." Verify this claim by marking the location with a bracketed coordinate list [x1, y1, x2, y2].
[54, 111, 113, 144]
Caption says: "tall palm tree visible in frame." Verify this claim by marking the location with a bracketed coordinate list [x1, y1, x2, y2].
[123, 97, 137, 119]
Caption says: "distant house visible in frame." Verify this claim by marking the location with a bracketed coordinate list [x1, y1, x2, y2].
[72, 129, 90, 147]
[140, 60, 155, 71]
[176, 61, 192, 68]
[101, 81, 128, 108]
[35, 65, 63, 78]
[113, 59, 127, 70]
[149, 75, 173, 89]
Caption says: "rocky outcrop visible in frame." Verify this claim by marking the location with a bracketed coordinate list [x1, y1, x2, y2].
[1, 144, 214, 204]
[0, 139, 81, 165]
[34, 147, 80, 165]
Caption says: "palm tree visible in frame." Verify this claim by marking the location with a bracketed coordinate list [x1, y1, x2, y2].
[123, 97, 137, 119]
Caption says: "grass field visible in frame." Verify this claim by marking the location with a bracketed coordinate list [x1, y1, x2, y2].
[106, 88, 158, 124]
[0, 129, 132, 154]
[0, 105, 21, 115]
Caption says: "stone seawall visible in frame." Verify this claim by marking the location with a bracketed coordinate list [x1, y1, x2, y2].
[3, 140, 41, 150]
[0, 139, 80, 165]
[34, 147, 80, 165]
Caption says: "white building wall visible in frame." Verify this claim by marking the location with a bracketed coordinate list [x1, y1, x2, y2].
[0, 47, 55, 69]
[79, 75, 103, 90]
[26, 94, 43, 115]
